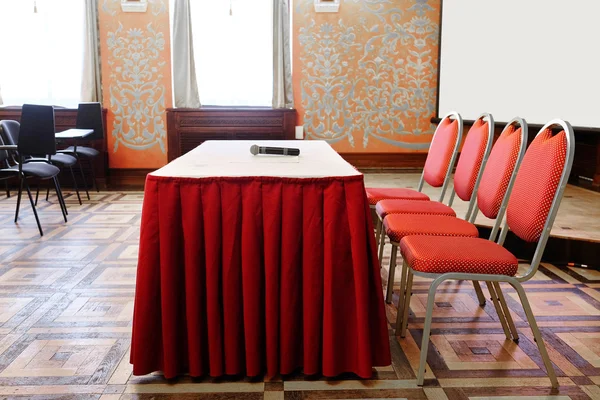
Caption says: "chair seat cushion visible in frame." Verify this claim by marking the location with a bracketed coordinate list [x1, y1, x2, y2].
[60, 146, 100, 158]
[384, 214, 478, 243]
[399, 236, 519, 276]
[376, 199, 456, 219]
[366, 188, 430, 205]
[18, 162, 60, 179]
[50, 153, 77, 167]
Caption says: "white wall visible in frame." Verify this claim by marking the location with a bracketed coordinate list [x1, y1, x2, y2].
[438, 0, 600, 128]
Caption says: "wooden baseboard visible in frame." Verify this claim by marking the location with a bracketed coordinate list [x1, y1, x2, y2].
[339, 152, 427, 171]
[107, 168, 152, 190]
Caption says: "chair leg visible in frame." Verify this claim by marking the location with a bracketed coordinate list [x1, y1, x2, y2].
[46, 184, 50, 201]
[375, 217, 382, 247]
[396, 265, 413, 337]
[24, 180, 43, 236]
[378, 224, 386, 269]
[76, 155, 90, 200]
[509, 280, 558, 388]
[473, 281, 486, 306]
[35, 184, 40, 206]
[396, 258, 409, 327]
[417, 275, 446, 386]
[69, 166, 82, 205]
[89, 157, 99, 192]
[386, 244, 398, 304]
[4, 180, 9, 198]
[14, 175, 24, 222]
[53, 177, 68, 222]
[486, 281, 512, 341]
[493, 282, 519, 342]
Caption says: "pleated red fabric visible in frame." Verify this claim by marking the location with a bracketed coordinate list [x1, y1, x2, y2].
[131, 175, 391, 379]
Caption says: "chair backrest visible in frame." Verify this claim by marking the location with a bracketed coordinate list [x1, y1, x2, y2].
[19, 104, 56, 157]
[419, 111, 463, 202]
[76, 102, 104, 140]
[0, 125, 11, 168]
[501, 119, 575, 280]
[475, 118, 528, 241]
[0, 120, 21, 164]
[451, 113, 494, 219]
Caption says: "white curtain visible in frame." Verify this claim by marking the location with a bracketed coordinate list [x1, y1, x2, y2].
[81, 0, 103, 103]
[272, 0, 294, 108]
[172, 0, 200, 108]
[190, 0, 273, 106]
[0, 0, 85, 107]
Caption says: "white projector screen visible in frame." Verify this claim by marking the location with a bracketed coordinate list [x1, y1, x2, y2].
[438, 0, 600, 128]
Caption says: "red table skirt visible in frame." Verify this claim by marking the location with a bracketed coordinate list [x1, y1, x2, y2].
[131, 175, 391, 378]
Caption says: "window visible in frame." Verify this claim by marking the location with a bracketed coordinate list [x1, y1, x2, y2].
[177, 0, 273, 107]
[0, 0, 85, 107]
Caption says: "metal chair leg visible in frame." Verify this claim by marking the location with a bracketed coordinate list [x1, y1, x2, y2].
[69, 166, 82, 205]
[378, 223, 386, 268]
[46, 184, 50, 201]
[473, 281, 486, 306]
[417, 275, 445, 386]
[486, 281, 512, 341]
[24, 180, 43, 236]
[396, 257, 409, 328]
[35, 184, 40, 206]
[375, 217, 382, 247]
[53, 177, 68, 222]
[494, 282, 519, 342]
[75, 155, 90, 200]
[396, 266, 413, 338]
[509, 280, 558, 388]
[89, 157, 99, 192]
[4, 180, 9, 198]
[14, 175, 24, 222]
[386, 245, 398, 303]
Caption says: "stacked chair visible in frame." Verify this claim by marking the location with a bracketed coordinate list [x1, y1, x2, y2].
[376, 113, 495, 304]
[380, 118, 574, 389]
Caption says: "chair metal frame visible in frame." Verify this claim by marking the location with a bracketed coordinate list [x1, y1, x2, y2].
[379, 113, 495, 304]
[395, 119, 574, 388]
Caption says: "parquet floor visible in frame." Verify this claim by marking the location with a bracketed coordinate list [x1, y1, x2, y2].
[0, 187, 599, 399]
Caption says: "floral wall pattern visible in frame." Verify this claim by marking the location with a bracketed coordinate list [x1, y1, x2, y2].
[292, 0, 441, 153]
[99, 0, 172, 168]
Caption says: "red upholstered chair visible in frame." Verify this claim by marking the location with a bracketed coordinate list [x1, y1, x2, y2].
[382, 118, 525, 304]
[396, 120, 574, 388]
[375, 114, 494, 277]
[366, 111, 463, 213]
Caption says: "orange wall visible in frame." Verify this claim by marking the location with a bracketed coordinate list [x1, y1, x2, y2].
[292, 0, 441, 153]
[98, 0, 440, 168]
[99, 0, 172, 169]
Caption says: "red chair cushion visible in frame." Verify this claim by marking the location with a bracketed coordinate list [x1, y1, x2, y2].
[383, 214, 479, 243]
[453, 119, 489, 202]
[423, 117, 460, 187]
[400, 236, 519, 276]
[375, 199, 456, 219]
[506, 128, 568, 243]
[366, 188, 430, 205]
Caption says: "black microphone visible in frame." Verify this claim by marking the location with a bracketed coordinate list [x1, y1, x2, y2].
[250, 145, 300, 156]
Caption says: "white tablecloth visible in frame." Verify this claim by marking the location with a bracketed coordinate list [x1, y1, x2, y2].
[151, 140, 360, 178]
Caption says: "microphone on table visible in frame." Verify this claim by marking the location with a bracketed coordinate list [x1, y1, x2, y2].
[250, 144, 300, 156]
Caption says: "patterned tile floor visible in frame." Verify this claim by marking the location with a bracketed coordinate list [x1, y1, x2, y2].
[0, 185, 598, 399]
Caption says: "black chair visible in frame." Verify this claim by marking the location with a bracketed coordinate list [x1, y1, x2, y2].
[0, 105, 68, 236]
[0, 120, 82, 205]
[58, 102, 103, 198]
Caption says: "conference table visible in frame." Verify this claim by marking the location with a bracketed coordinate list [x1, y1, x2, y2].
[130, 140, 391, 378]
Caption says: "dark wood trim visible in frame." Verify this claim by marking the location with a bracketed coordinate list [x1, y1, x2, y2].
[107, 168, 152, 190]
[339, 152, 427, 171]
[477, 226, 599, 269]
[166, 108, 297, 161]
